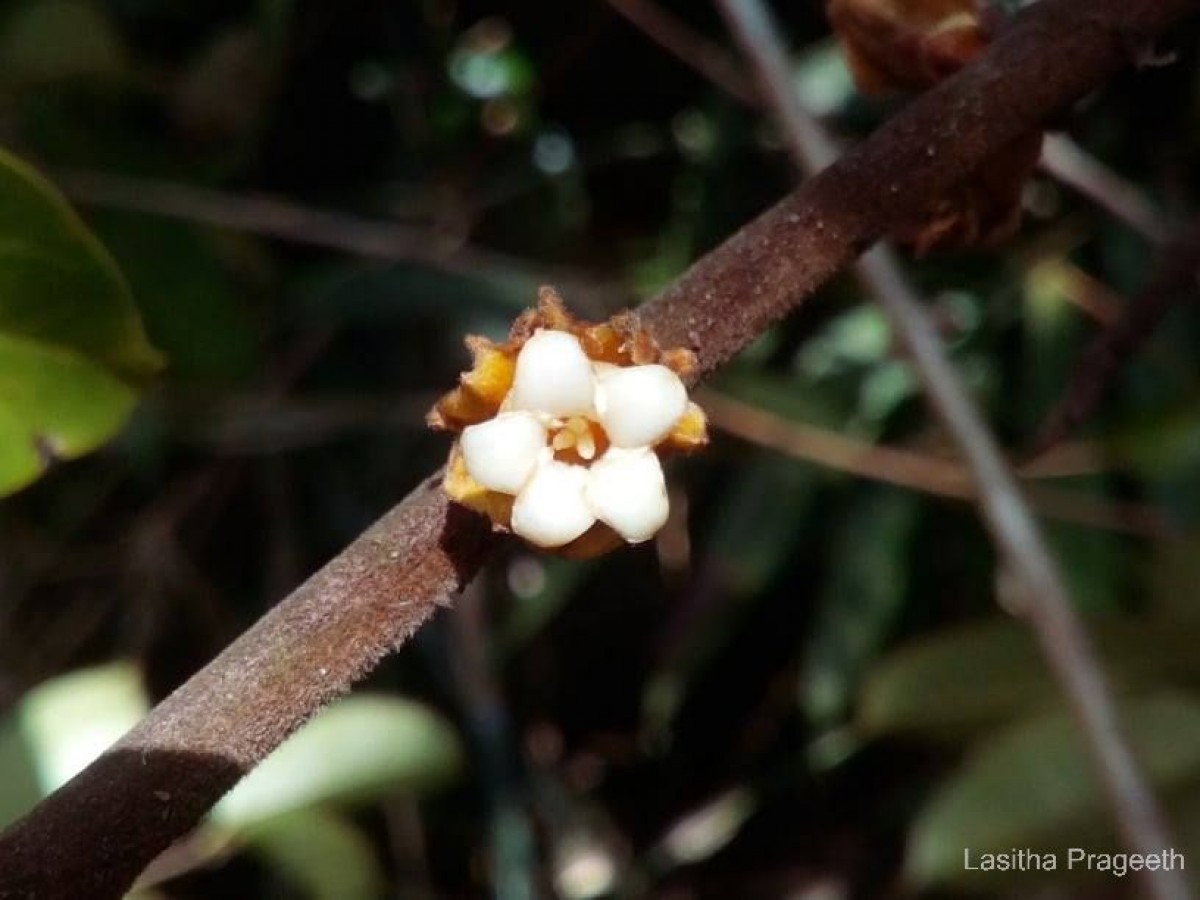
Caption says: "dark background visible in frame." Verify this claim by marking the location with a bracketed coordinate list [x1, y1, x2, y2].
[2, 0, 1200, 897]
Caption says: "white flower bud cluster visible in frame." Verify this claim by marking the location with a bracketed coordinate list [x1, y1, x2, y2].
[459, 329, 689, 548]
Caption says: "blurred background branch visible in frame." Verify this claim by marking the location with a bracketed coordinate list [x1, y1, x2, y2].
[54, 168, 626, 314]
[703, 388, 1170, 538]
[1032, 219, 1200, 455]
[713, 2, 1188, 896]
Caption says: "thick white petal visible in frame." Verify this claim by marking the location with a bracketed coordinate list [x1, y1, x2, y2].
[511, 459, 596, 547]
[594, 364, 688, 448]
[461, 412, 546, 494]
[508, 330, 596, 417]
[584, 447, 669, 543]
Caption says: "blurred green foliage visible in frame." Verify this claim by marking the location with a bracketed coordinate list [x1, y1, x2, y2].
[0, 146, 159, 496]
[1, 662, 459, 898]
[0, 0, 1198, 897]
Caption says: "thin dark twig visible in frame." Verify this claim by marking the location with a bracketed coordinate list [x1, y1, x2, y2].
[602, 0, 759, 105]
[714, 1, 1187, 898]
[701, 389, 1172, 538]
[860, 251, 1188, 900]
[54, 169, 623, 310]
[1031, 219, 1200, 456]
[0, 1, 1193, 895]
[53, 170, 491, 264]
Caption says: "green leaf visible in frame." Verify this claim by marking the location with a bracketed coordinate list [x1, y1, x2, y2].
[17, 661, 149, 794]
[0, 333, 136, 493]
[92, 216, 258, 384]
[860, 617, 1200, 742]
[214, 696, 462, 830]
[907, 691, 1200, 891]
[0, 715, 43, 830]
[244, 810, 386, 900]
[0, 0, 127, 88]
[0, 148, 161, 495]
[0, 149, 161, 375]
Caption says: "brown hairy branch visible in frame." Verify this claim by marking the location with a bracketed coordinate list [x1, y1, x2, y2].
[714, 2, 1189, 898]
[0, 0, 1194, 896]
[0, 485, 494, 898]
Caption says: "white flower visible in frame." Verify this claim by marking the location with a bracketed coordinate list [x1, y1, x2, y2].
[459, 412, 546, 493]
[595, 364, 689, 448]
[511, 455, 595, 547]
[583, 447, 669, 543]
[507, 329, 596, 416]
[459, 329, 689, 548]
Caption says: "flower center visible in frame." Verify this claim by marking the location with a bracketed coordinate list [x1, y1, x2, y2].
[549, 416, 608, 464]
